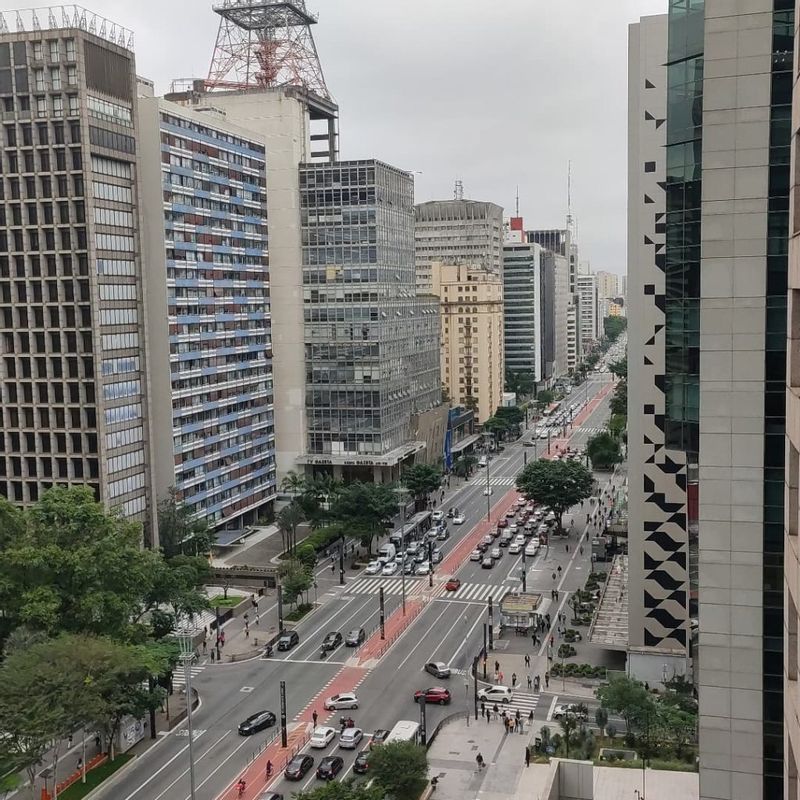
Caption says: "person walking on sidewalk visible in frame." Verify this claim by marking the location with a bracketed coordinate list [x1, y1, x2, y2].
[527, 675, 532, 690]
[492, 703, 499, 720]
[511, 672, 517, 688]
[524, 653, 531, 668]
[525, 747, 531, 767]
[476, 753, 484, 771]
[544, 671, 550, 689]
[312, 709, 318, 727]
[480, 701, 486, 719]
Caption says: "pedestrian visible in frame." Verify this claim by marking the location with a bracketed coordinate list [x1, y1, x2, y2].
[546, 613, 551, 626]
[493, 703, 499, 720]
[565, 544, 569, 553]
[528, 709, 534, 724]
[331, 562, 335, 574]
[495, 660, 500, 674]
[498, 671, 504, 684]
[220, 631, 226, 646]
[480, 701, 486, 718]
[243, 612, 249, 625]
[94, 734, 101, 752]
[527, 675, 532, 690]
[550, 635, 554, 647]
[313, 709, 318, 726]
[77, 756, 83, 773]
[202, 639, 207, 654]
[524, 653, 530, 668]
[534, 675, 540, 692]
[255, 612, 260, 626]
[545, 672, 550, 688]
[210, 648, 216, 663]
[476, 753, 484, 771]
[525, 747, 531, 767]
[511, 672, 517, 688]
[245, 626, 250, 639]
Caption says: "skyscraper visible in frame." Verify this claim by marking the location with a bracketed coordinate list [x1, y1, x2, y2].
[414, 199, 503, 294]
[0, 12, 154, 531]
[138, 91, 277, 529]
[575, 273, 599, 349]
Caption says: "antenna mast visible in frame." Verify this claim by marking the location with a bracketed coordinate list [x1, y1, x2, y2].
[454, 180, 464, 201]
[515, 185, 520, 217]
[566, 160, 575, 237]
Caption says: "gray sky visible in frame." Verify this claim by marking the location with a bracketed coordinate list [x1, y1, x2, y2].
[104, 0, 666, 276]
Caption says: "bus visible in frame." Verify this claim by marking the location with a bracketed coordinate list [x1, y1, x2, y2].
[389, 511, 432, 548]
[384, 720, 421, 745]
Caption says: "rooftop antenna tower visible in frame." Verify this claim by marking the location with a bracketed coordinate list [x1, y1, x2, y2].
[566, 160, 576, 238]
[206, 0, 330, 98]
[515, 185, 520, 217]
[454, 180, 464, 201]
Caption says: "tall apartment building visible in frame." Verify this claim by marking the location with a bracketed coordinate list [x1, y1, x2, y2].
[543, 250, 569, 381]
[298, 160, 441, 482]
[595, 270, 619, 302]
[655, 3, 790, 797]
[414, 199, 503, 293]
[0, 15, 155, 530]
[528, 227, 578, 293]
[626, 13, 690, 688]
[431, 262, 503, 423]
[575, 273, 599, 349]
[502, 237, 544, 388]
[138, 92, 276, 529]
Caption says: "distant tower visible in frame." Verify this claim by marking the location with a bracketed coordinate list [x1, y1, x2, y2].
[566, 160, 575, 238]
[207, 0, 331, 98]
[454, 180, 464, 201]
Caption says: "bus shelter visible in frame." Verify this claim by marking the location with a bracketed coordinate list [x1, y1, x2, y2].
[498, 591, 549, 635]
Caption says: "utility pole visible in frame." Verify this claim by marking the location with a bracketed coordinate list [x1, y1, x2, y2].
[485, 452, 491, 520]
[338, 533, 345, 586]
[280, 680, 288, 748]
[419, 693, 427, 746]
[277, 583, 284, 633]
[482, 624, 488, 679]
[488, 596, 494, 650]
[472, 655, 479, 719]
[521, 547, 527, 592]
[428, 540, 434, 588]
[181, 636, 197, 800]
[379, 587, 385, 639]
[397, 486, 408, 615]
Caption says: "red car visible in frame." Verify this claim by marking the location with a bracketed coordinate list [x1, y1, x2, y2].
[497, 519, 508, 529]
[445, 577, 461, 591]
[414, 687, 452, 705]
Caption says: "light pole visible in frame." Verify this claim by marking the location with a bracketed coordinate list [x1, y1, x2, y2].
[396, 486, 409, 615]
[180, 635, 197, 800]
[485, 449, 491, 520]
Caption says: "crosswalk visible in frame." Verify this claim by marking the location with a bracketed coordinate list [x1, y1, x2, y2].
[174, 609, 216, 636]
[470, 476, 517, 487]
[446, 583, 508, 602]
[171, 664, 206, 688]
[345, 577, 424, 596]
[481, 689, 541, 721]
[576, 426, 605, 435]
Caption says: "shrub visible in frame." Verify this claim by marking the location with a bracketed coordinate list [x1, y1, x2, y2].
[284, 603, 313, 622]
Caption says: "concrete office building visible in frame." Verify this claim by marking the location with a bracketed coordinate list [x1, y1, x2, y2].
[619, 274, 627, 299]
[543, 250, 569, 381]
[528, 227, 578, 294]
[596, 270, 619, 303]
[138, 92, 277, 529]
[502, 236, 544, 389]
[0, 13, 155, 530]
[431, 262, 503, 424]
[657, 3, 790, 797]
[626, 13, 690, 687]
[575, 273, 600, 349]
[566, 304, 578, 375]
[414, 199, 503, 293]
[297, 160, 441, 482]
[163, 82, 338, 484]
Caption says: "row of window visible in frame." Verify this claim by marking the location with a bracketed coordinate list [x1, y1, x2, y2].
[104, 403, 142, 427]
[99, 284, 137, 301]
[89, 126, 135, 155]
[106, 425, 143, 451]
[95, 207, 133, 228]
[32, 65, 77, 91]
[29, 38, 77, 63]
[108, 470, 145, 499]
[97, 233, 134, 252]
[101, 356, 139, 377]
[98, 259, 136, 276]
[101, 332, 139, 351]
[100, 309, 138, 326]
[121, 495, 146, 516]
[87, 95, 132, 127]
[91, 155, 132, 180]
[93, 181, 133, 204]
[161, 113, 266, 157]
[108, 448, 144, 475]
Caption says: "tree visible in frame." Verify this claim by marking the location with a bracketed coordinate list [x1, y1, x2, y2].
[156, 488, 215, 558]
[277, 501, 305, 556]
[280, 559, 313, 608]
[281, 470, 307, 497]
[295, 780, 384, 800]
[595, 706, 609, 737]
[463, 395, 479, 413]
[654, 703, 696, 759]
[494, 405, 524, 438]
[586, 432, 623, 470]
[558, 712, 579, 758]
[483, 415, 509, 441]
[505, 369, 535, 398]
[607, 413, 627, 441]
[453, 454, 477, 479]
[595, 676, 656, 736]
[609, 356, 627, 379]
[402, 464, 442, 511]
[332, 483, 398, 554]
[536, 389, 555, 412]
[516, 459, 593, 533]
[609, 380, 627, 417]
[369, 741, 428, 800]
[603, 316, 627, 341]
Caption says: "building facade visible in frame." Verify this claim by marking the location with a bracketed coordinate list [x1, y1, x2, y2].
[596, 269, 619, 301]
[575, 273, 599, 350]
[0, 17, 155, 530]
[431, 262, 503, 423]
[660, 3, 791, 797]
[414, 199, 503, 294]
[298, 160, 441, 482]
[626, 13, 690, 686]
[138, 93, 276, 529]
[502, 238, 543, 388]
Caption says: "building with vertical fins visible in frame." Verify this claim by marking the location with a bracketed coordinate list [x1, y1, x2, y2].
[0, 9, 155, 533]
[138, 89, 276, 529]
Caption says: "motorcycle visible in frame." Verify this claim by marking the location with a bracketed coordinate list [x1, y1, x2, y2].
[339, 716, 355, 729]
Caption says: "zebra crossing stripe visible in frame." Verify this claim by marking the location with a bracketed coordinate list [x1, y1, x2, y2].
[172, 666, 205, 685]
[346, 578, 422, 595]
[480, 691, 540, 718]
[450, 583, 508, 602]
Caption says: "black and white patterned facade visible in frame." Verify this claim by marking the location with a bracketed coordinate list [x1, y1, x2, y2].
[627, 16, 690, 657]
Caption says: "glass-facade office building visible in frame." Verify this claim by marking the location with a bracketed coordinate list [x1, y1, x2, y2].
[299, 160, 440, 477]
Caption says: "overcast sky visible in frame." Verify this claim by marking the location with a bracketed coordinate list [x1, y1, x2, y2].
[101, 0, 666, 276]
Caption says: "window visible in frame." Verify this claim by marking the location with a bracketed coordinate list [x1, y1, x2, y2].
[65, 38, 76, 61]
[33, 68, 44, 91]
[66, 65, 77, 86]
[48, 40, 59, 62]
[91, 155, 131, 178]
[97, 259, 135, 276]
[67, 94, 78, 116]
[33, 42, 43, 61]
[99, 309, 138, 326]
[52, 95, 63, 116]
[49, 67, 60, 90]
[107, 449, 144, 474]
[95, 207, 133, 227]
[92, 181, 132, 204]
[106, 425, 143, 450]
[96, 233, 134, 252]
[89, 126, 135, 154]
[99, 284, 137, 300]
[101, 356, 139, 375]
[108, 471, 145, 498]
[35, 95, 46, 116]
[101, 332, 139, 350]
[87, 95, 132, 127]
[102, 380, 141, 401]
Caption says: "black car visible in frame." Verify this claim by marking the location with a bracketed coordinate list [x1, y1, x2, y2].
[238, 710, 277, 736]
[345, 628, 366, 647]
[277, 630, 299, 651]
[321, 631, 343, 651]
[353, 749, 370, 774]
[316, 755, 344, 781]
[258, 794, 284, 800]
[284, 754, 314, 780]
[371, 729, 390, 748]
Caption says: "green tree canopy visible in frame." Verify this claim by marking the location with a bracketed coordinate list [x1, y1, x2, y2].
[609, 356, 627, 379]
[536, 389, 555, 410]
[505, 369, 535, 398]
[277, 501, 305, 556]
[369, 741, 428, 800]
[595, 676, 656, 735]
[295, 779, 384, 800]
[516, 459, 593, 532]
[280, 559, 313, 608]
[453, 454, 477, 479]
[483, 415, 509, 440]
[610, 380, 627, 417]
[401, 464, 442, 510]
[332, 483, 398, 553]
[586, 432, 623, 470]
[156, 488, 215, 558]
[603, 316, 627, 341]
[495, 405, 524, 428]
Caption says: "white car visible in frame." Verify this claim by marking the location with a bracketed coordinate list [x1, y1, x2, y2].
[509, 541, 522, 554]
[483, 487, 493, 496]
[382, 561, 399, 576]
[477, 685, 513, 704]
[525, 543, 539, 557]
[365, 561, 382, 575]
[553, 704, 588, 721]
[323, 692, 359, 710]
[469, 549, 482, 561]
[453, 515, 466, 525]
[310, 726, 337, 748]
[432, 510, 444, 521]
[508, 523, 518, 532]
[339, 726, 364, 749]
[416, 561, 431, 576]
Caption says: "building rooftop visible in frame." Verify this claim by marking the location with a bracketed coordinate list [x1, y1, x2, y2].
[589, 554, 629, 650]
[0, 5, 133, 49]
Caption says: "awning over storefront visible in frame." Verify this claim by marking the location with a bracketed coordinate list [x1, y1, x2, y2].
[450, 433, 482, 454]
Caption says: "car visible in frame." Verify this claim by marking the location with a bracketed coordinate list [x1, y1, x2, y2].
[508, 523, 518, 533]
[323, 692, 359, 710]
[499, 532, 512, 547]
[481, 556, 494, 569]
[321, 631, 342, 651]
[432, 510, 444, 521]
[539, 431, 548, 439]
[445, 577, 461, 591]
[490, 547, 502, 560]
[416, 561, 431, 575]
[508, 541, 522, 554]
[284, 754, 315, 780]
[497, 518, 508, 528]
[453, 514, 466, 525]
[553, 703, 588, 721]
[481, 534, 494, 547]
[277, 630, 299, 651]
[436, 527, 450, 541]
[345, 628, 366, 647]
[365, 561, 382, 575]
[483, 487, 493, 496]
[414, 686, 452, 705]
[258, 793, 283, 800]
[382, 561, 399, 576]
[424, 661, 452, 679]
[370, 729, 390, 748]
[316, 755, 344, 780]
[525, 543, 539, 557]
[415, 549, 428, 563]
[310, 726, 337, 748]
[338, 726, 363, 749]
[478, 685, 513, 703]
[505, 509, 516, 519]
[470, 549, 482, 561]
[403, 561, 416, 575]
[238, 710, 277, 735]
[353, 749, 370, 774]
[431, 548, 443, 563]
[523, 440, 536, 447]
[476, 540, 489, 553]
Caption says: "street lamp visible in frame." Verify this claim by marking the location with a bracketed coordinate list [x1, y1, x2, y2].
[395, 485, 409, 615]
[180, 635, 198, 800]
[485, 450, 491, 520]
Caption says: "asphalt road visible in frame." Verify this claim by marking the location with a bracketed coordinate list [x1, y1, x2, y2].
[107, 373, 616, 800]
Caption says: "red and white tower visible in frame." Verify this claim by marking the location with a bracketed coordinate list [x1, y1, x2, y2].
[207, 0, 330, 99]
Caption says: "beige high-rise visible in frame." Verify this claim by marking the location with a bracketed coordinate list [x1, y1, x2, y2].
[430, 263, 504, 424]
